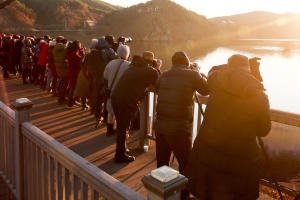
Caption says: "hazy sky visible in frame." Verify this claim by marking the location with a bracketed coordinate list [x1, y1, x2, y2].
[102, 0, 300, 18]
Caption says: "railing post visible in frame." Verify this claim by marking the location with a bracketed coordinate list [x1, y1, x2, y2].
[12, 98, 34, 200]
[141, 166, 188, 200]
[139, 93, 150, 150]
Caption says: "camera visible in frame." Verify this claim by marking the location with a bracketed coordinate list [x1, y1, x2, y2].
[249, 57, 263, 82]
[118, 36, 132, 44]
[112, 36, 132, 52]
[190, 62, 200, 71]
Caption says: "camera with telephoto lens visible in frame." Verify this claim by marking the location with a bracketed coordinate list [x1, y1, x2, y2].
[112, 36, 132, 52]
[249, 57, 263, 82]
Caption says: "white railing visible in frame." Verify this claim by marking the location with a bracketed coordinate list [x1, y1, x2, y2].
[0, 102, 17, 198]
[0, 100, 146, 200]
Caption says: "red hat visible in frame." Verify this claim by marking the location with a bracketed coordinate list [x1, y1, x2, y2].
[13, 35, 20, 39]
[0, 33, 6, 38]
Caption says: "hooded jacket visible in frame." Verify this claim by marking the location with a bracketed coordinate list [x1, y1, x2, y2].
[185, 66, 271, 200]
[53, 43, 68, 77]
[110, 55, 160, 112]
[153, 64, 209, 135]
[95, 38, 117, 66]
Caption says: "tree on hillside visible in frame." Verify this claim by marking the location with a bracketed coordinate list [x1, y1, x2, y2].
[0, 0, 17, 9]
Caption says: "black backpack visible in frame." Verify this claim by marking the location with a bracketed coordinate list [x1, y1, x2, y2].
[82, 49, 106, 79]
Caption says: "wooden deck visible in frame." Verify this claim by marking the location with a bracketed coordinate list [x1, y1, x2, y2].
[0, 73, 274, 200]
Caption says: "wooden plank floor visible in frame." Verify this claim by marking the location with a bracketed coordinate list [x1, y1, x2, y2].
[0, 73, 274, 200]
[0, 74, 173, 198]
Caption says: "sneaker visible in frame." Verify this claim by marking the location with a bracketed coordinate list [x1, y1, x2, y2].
[114, 155, 135, 163]
[101, 119, 107, 124]
[82, 105, 89, 110]
[66, 105, 78, 109]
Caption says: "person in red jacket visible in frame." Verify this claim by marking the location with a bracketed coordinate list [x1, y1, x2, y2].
[66, 40, 85, 108]
[36, 39, 49, 89]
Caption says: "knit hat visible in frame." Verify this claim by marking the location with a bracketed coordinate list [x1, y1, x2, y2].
[172, 51, 190, 66]
[227, 54, 250, 71]
[56, 36, 64, 43]
[90, 39, 98, 50]
[117, 45, 130, 59]
[24, 38, 31, 46]
[49, 40, 56, 46]
[105, 35, 115, 45]
[142, 51, 154, 60]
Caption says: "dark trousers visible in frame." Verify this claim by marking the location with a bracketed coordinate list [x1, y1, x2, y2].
[57, 77, 69, 102]
[155, 132, 191, 200]
[111, 99, 135, 158]
[67, 88, 75, 107]
[36, 65, 46, 86]
[22, 68, 32, 83]
[51, 76, 58, 92]
[2, 59, 10, 78]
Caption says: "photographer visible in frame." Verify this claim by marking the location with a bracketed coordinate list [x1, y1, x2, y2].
[111, 51, 161, 163]
[185, 54, 271, 200]
[153, 51, 209, 200]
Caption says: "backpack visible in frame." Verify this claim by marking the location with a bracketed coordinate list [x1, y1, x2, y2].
[82, 49, 106, 80]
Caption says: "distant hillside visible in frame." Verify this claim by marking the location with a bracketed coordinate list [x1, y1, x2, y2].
[209, 11, 300, 39]
[0, 0, 121, 31]
[98, 0, 218, 41]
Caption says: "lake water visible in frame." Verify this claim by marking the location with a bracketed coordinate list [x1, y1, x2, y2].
[81, 38, 300, 114]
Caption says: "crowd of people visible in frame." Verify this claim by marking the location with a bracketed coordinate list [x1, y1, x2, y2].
[0, 33, 271, 200]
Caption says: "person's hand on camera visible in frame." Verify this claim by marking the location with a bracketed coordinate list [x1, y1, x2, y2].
[155, 59, 162, 70]
[79, 47, 85, 56]
[190, 62, 200, 72]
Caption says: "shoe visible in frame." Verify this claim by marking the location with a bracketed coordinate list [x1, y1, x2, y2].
[101, 119, 107, 124]
[23, 81, 28, 84]
[114, 155, 135, 163]
[82, 105, 89, 110]
[66, 105, 78, 109]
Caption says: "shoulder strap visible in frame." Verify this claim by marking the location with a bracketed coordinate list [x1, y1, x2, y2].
[109, 60, 124, 89]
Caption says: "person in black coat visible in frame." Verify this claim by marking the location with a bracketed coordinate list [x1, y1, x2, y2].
[111, 51, 161, 163]
[185, 54, 271, 200]
[153, 51, 209, 200]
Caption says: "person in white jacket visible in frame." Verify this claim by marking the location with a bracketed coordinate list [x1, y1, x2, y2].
[103, 45, 131, 136]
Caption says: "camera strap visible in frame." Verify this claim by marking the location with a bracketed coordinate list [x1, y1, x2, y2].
[109, 60, 124, 89]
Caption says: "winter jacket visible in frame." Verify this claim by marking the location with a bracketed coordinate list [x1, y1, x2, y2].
[67, 50, 82, 88]
[53, 43, 68, 77]
[21, 43, 34, 69]
[185, 66, 271, 200]
[111, 55, 160, 112]
[12, 39, 24, 63]
[95, 38, 117, 66]
[153, 64, 209, 135]
[104, 58, 130, 114]
[37, 42, 49, 66]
